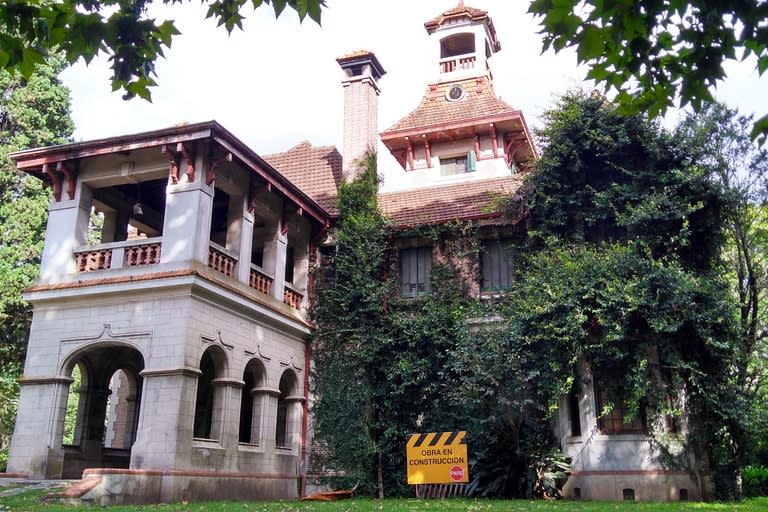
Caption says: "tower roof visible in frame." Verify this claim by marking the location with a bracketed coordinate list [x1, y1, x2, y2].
[424, 1, 500, 52]
[380, 77, 536, 170]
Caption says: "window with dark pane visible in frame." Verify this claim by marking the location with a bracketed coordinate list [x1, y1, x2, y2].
[400, 247, 432, 297]
[595, 368, 645, 435]
[285, 246, 295, 284]
[481, 239, 514, 291]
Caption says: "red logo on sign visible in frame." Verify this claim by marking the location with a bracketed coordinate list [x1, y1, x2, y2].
[450, 465, 464, 481]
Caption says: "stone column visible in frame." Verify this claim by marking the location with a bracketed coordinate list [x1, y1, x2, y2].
[7, 376, 73, 478]
[130, 367, 201, 470]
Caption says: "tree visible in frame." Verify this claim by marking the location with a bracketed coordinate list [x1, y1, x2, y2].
[675, 102, 768, 466]
[528, 1, 768, 142]
[0, 54, 73, 470]
[458, 91, 746, 499]
[0, 0, 325, 101]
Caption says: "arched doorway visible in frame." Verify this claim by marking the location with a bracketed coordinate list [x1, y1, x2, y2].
[61, 344, 144, 479]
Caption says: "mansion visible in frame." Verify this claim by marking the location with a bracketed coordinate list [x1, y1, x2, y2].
[5, 2, 706, 504]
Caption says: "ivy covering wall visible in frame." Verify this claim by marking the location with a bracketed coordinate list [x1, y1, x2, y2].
[311, 93, 749, 500]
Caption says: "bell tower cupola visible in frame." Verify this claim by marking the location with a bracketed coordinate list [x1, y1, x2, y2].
[424, 1, 501, 83]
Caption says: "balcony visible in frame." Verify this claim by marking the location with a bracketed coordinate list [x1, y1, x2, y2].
[283, 284, 303, 309]
[249, 265, 273, 295]
[208, 242, 237, 278]
[440, 53, 476, 74]
[74, 238, 162, 272]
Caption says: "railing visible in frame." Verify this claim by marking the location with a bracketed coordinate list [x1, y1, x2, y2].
[440, 54, 476, 74]
[283, 284, 304, 309]
[208, 242, 237, 277]
[74, 238, 162, 272]
[124, 242, 161, 267]
[249, 265, 273, 295]
[75, 248, 112, 272]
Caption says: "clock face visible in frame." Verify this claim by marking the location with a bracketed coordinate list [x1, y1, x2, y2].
[446, 84, 465, 102]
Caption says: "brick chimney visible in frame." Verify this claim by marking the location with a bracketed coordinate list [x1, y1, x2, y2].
[337, 50, 386, 182]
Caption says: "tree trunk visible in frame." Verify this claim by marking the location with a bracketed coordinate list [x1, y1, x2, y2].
[377, 451, 384, 499]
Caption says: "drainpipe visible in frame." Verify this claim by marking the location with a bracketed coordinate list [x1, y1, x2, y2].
[300, 338, 311, 497]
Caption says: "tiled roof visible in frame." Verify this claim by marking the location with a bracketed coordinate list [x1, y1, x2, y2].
[424, 2, 489, 30]
[264, 141, 343, 216]
[381, 77, 516, 134]
[378, 175, 524, 227]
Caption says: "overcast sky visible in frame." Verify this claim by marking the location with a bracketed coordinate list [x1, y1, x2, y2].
[60, 0, 768, 189]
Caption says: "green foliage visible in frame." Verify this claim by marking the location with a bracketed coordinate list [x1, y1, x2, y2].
[529, 91, 723, 270]
[0, 0, 326, 101]
[505, 91, 745, 500]
[528, 1, 768, 142]
[743, 466, 768, 497]
[675, 103, 768, 470]
[0, 52, 73, 471]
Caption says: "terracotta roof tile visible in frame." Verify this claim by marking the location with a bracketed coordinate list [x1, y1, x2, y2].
[378, 175, 523, 227]
[381, 77, 516, 134]
[264, 142, 343, 216]
[424, 2, 489, 30]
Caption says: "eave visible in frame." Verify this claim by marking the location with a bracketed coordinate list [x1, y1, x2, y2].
[10, 121, 329, 228]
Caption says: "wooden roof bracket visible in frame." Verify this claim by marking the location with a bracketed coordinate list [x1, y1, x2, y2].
[281, 205, 303, 235]
[162, 143, 195, 184]
[422, 135, 432, 168]
[42, 161, 78, 201]
[207, 151, 233, 186]
[405, 137, 415, 171]
[248, 182, 272, 213]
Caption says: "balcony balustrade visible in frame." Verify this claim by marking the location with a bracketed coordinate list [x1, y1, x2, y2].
[283, 284, 303, 309]
[249, 265, 273, 295]
[74, 238, 162, 273]
[208, 243, 237, 277]
[439, 53, 476, 74]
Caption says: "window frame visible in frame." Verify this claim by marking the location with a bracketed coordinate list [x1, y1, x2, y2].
[400, 246, 432, 298]
[480, 238, 515, 292]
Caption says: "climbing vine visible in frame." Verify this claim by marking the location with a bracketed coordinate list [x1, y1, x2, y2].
[312, 92, 747, 500]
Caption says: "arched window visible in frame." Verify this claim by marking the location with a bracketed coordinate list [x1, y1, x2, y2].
[275, 370, 299, 448]
[194, 346, 228, 440]
[103, 369, 140, 449]
[239, 359, 267, 444]
[63, 363, 86, 446]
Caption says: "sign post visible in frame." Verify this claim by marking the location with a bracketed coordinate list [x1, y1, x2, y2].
[406, 431, 469, 485]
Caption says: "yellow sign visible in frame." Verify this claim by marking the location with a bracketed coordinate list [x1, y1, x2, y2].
[406, 431, 469, 485]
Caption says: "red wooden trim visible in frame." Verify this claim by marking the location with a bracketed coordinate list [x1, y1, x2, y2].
[490, 123, 498, 158]
[161, 144, 180, 184]
[281, 205, 303, 235]
[207, 152, 232, 186]
[423, 136, 432, 168]
[56, 161, 78, 200]
[381, 110, 524, 141]
[474, 135, 481, 157]
[248, 182, 272, 213]
[179, 143, 195, 182]
[406, 138, 415, 170]
[43, 163, 63, 202]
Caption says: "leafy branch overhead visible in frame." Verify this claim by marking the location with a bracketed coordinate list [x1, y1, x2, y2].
[0, 0, 326, 101]
[528, 1, 768, 142]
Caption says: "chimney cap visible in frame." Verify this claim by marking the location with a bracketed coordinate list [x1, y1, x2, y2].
[336, 50, 386, 80]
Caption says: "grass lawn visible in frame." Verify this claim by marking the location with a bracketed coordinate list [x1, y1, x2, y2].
[1, 489, 767, 512]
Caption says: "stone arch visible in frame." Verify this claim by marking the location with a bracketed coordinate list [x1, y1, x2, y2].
[58, 342, 145, 479]
[239, 358, 267, 444]
[275, 369, 301, 449]
[193, 344, 229, 440]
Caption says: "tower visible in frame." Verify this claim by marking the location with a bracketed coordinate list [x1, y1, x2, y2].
[380, 2, 535, 191]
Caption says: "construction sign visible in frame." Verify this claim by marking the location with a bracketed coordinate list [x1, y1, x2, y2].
[406, 431, 469, 485]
